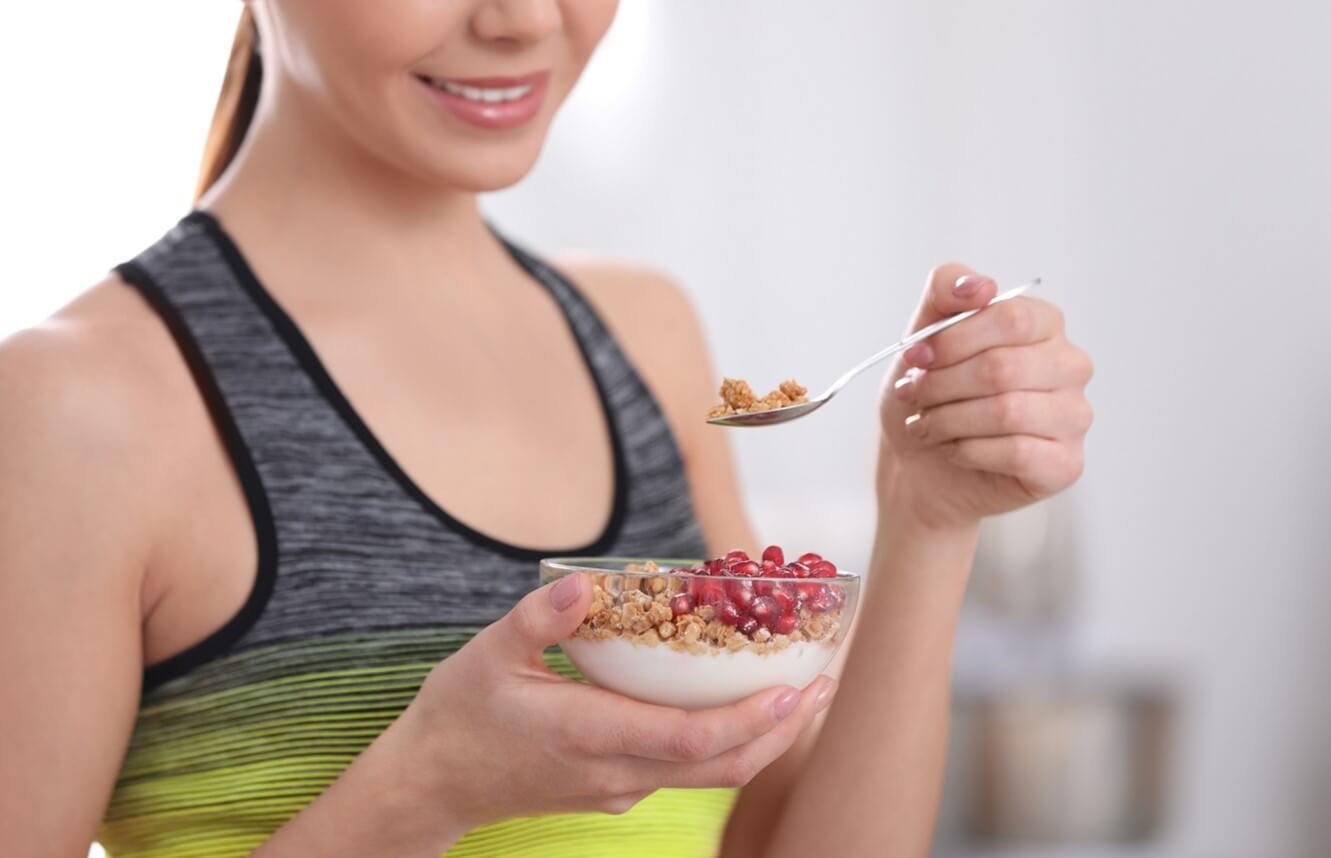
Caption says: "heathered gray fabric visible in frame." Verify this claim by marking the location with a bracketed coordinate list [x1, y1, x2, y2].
[122, 212, 707, 699]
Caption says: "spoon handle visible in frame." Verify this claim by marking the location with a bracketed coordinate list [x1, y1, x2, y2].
[826, 279, 1040, 396]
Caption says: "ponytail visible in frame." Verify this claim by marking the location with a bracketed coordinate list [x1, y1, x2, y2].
[195, 9, 262, 202]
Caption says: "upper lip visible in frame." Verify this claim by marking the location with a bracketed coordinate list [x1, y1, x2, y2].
[417, 70, 549, 88]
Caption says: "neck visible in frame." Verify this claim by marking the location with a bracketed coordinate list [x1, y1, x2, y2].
[198, 76, 500, 288]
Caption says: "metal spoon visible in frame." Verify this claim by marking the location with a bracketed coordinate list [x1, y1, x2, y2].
[707, 279, 1041, 427]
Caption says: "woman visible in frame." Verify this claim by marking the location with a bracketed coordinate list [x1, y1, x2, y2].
[0, 2, 1093, 856]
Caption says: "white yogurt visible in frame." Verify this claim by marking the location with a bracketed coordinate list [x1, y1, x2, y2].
[561, 636, 836, 710]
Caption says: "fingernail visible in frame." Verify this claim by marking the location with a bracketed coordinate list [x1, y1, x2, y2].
[772, 688, 801, 721]
[893, 374, 915, 402]
[954, 274, 993, 298]
[549, 575, 581, 611]
[904, 412, 924, 434]
[814, 679, 839, 710]
[904, 343, 934, 367]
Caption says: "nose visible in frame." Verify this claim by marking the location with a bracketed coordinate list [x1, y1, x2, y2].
[472, 0, 562, 45]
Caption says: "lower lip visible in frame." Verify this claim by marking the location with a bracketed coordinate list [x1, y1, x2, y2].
[418, 76, 549, 131]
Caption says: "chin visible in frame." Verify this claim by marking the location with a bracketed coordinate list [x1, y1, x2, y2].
[394, 130, 547, 193]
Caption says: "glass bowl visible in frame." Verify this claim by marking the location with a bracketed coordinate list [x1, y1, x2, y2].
[540, 557, 860, 709]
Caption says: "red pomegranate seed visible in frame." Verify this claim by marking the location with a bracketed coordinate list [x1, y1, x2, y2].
[772, 583, 798, 614]
[691, 578, 727, 607]
[725, 579, 755, 610]
[718, 600, 743, 626]
[772, 611, 798, 635]
[761, 545, 785, 566]
[670, 593, 694, 616]
[831, 585, 847, 609]
[724, 549, 750, 565]
[787, 562, 811, 579]
[795, 581, 824, 602]
[731, 560, 760, 577]
[810, 560, 837, 578]
[798, 552, 822, 565]
[750, 596, 779, 629]
[808, 588, 838, 613]
[705, 558, 725, 575]
[761, 559, 779, 577]
[738, 616, 760, 637]
[753, 580, 775, 596]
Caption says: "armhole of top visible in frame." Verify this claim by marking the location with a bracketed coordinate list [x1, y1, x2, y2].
[115, 261, 279, 696]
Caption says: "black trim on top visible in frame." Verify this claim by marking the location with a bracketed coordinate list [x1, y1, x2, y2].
[184, 210, 630, 563]
[116, 260, 280, 695]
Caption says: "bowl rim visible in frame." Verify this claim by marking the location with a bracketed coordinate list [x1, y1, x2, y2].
[539, 556, 861, 582]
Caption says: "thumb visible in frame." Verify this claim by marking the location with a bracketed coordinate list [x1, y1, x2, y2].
[909, 262, 998, 332]
[491, 573, 592, 663]
[892, 263, 997, 381]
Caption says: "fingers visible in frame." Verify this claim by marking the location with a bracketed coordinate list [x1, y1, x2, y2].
[898, 340, 1093, 410]
[574, 680, 811, 763]
[907, 264, 1000, 333]
[945, 435, 1086, 497]
[905, 390, 1093, 444]
[485, 573, 592, 664]
[636, 676, 839, 790]
[903, 297, 1064, 372]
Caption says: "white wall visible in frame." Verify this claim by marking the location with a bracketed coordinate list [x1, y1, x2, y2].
[4, 2, 1327, 857]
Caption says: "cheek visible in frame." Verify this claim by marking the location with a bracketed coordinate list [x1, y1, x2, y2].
[277, 0, 456, 96]
[563, 0, 619, 73]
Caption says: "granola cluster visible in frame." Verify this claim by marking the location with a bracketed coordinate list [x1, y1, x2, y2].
[570, 560, 844, 656]
[707, 377, 808, 419]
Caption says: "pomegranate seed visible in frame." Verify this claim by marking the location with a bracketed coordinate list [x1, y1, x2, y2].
[753, 580, 776, 597]
[691, 578, 727, 607]
[772, 611, 798, 635]
[750, 596, 779, 629]
[726, 579, 755, 611]
[810, 560, 837, 578]
[724, 549, 750, 565]
[705, 558, 725, 575]
[718, 600, 743, 626]
[772, 583, 798, 614]
[670, 593, 694, 616]
[738, 616, 760, 637]
[761, 559, 779, 577]
[731, 560, 760, 577]
[798, 552, 822, 565]
[787, 562, 811, 579]
[808, 588, 838, 613]
[796, 581, 824, 602]
[831, 585, 847, 609]
[761, 545, 785, 566]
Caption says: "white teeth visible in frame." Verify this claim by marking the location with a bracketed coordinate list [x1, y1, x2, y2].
[434, 79, 533, 103]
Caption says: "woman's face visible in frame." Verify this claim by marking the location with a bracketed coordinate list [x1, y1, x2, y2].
[256, 0, 618, 191]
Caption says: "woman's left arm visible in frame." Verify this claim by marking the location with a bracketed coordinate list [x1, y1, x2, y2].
[561, 259, 1092, 858]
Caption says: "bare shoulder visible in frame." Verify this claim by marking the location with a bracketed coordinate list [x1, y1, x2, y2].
[555, 255, 705, 340]
[554, 255, 714, 416]
[0, 274, 198, 562]
[1, 275, 183, 449]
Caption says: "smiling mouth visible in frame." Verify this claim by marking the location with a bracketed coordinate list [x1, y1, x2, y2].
[416, 76, 536, 104]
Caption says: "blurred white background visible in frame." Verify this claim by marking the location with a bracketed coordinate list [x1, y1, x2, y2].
[4, 2, 1328, 857]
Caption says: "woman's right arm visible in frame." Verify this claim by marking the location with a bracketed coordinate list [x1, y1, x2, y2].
[253, 572, 837, 856]
[1, 310, 836, 858]
[0, 326, 154, 856]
